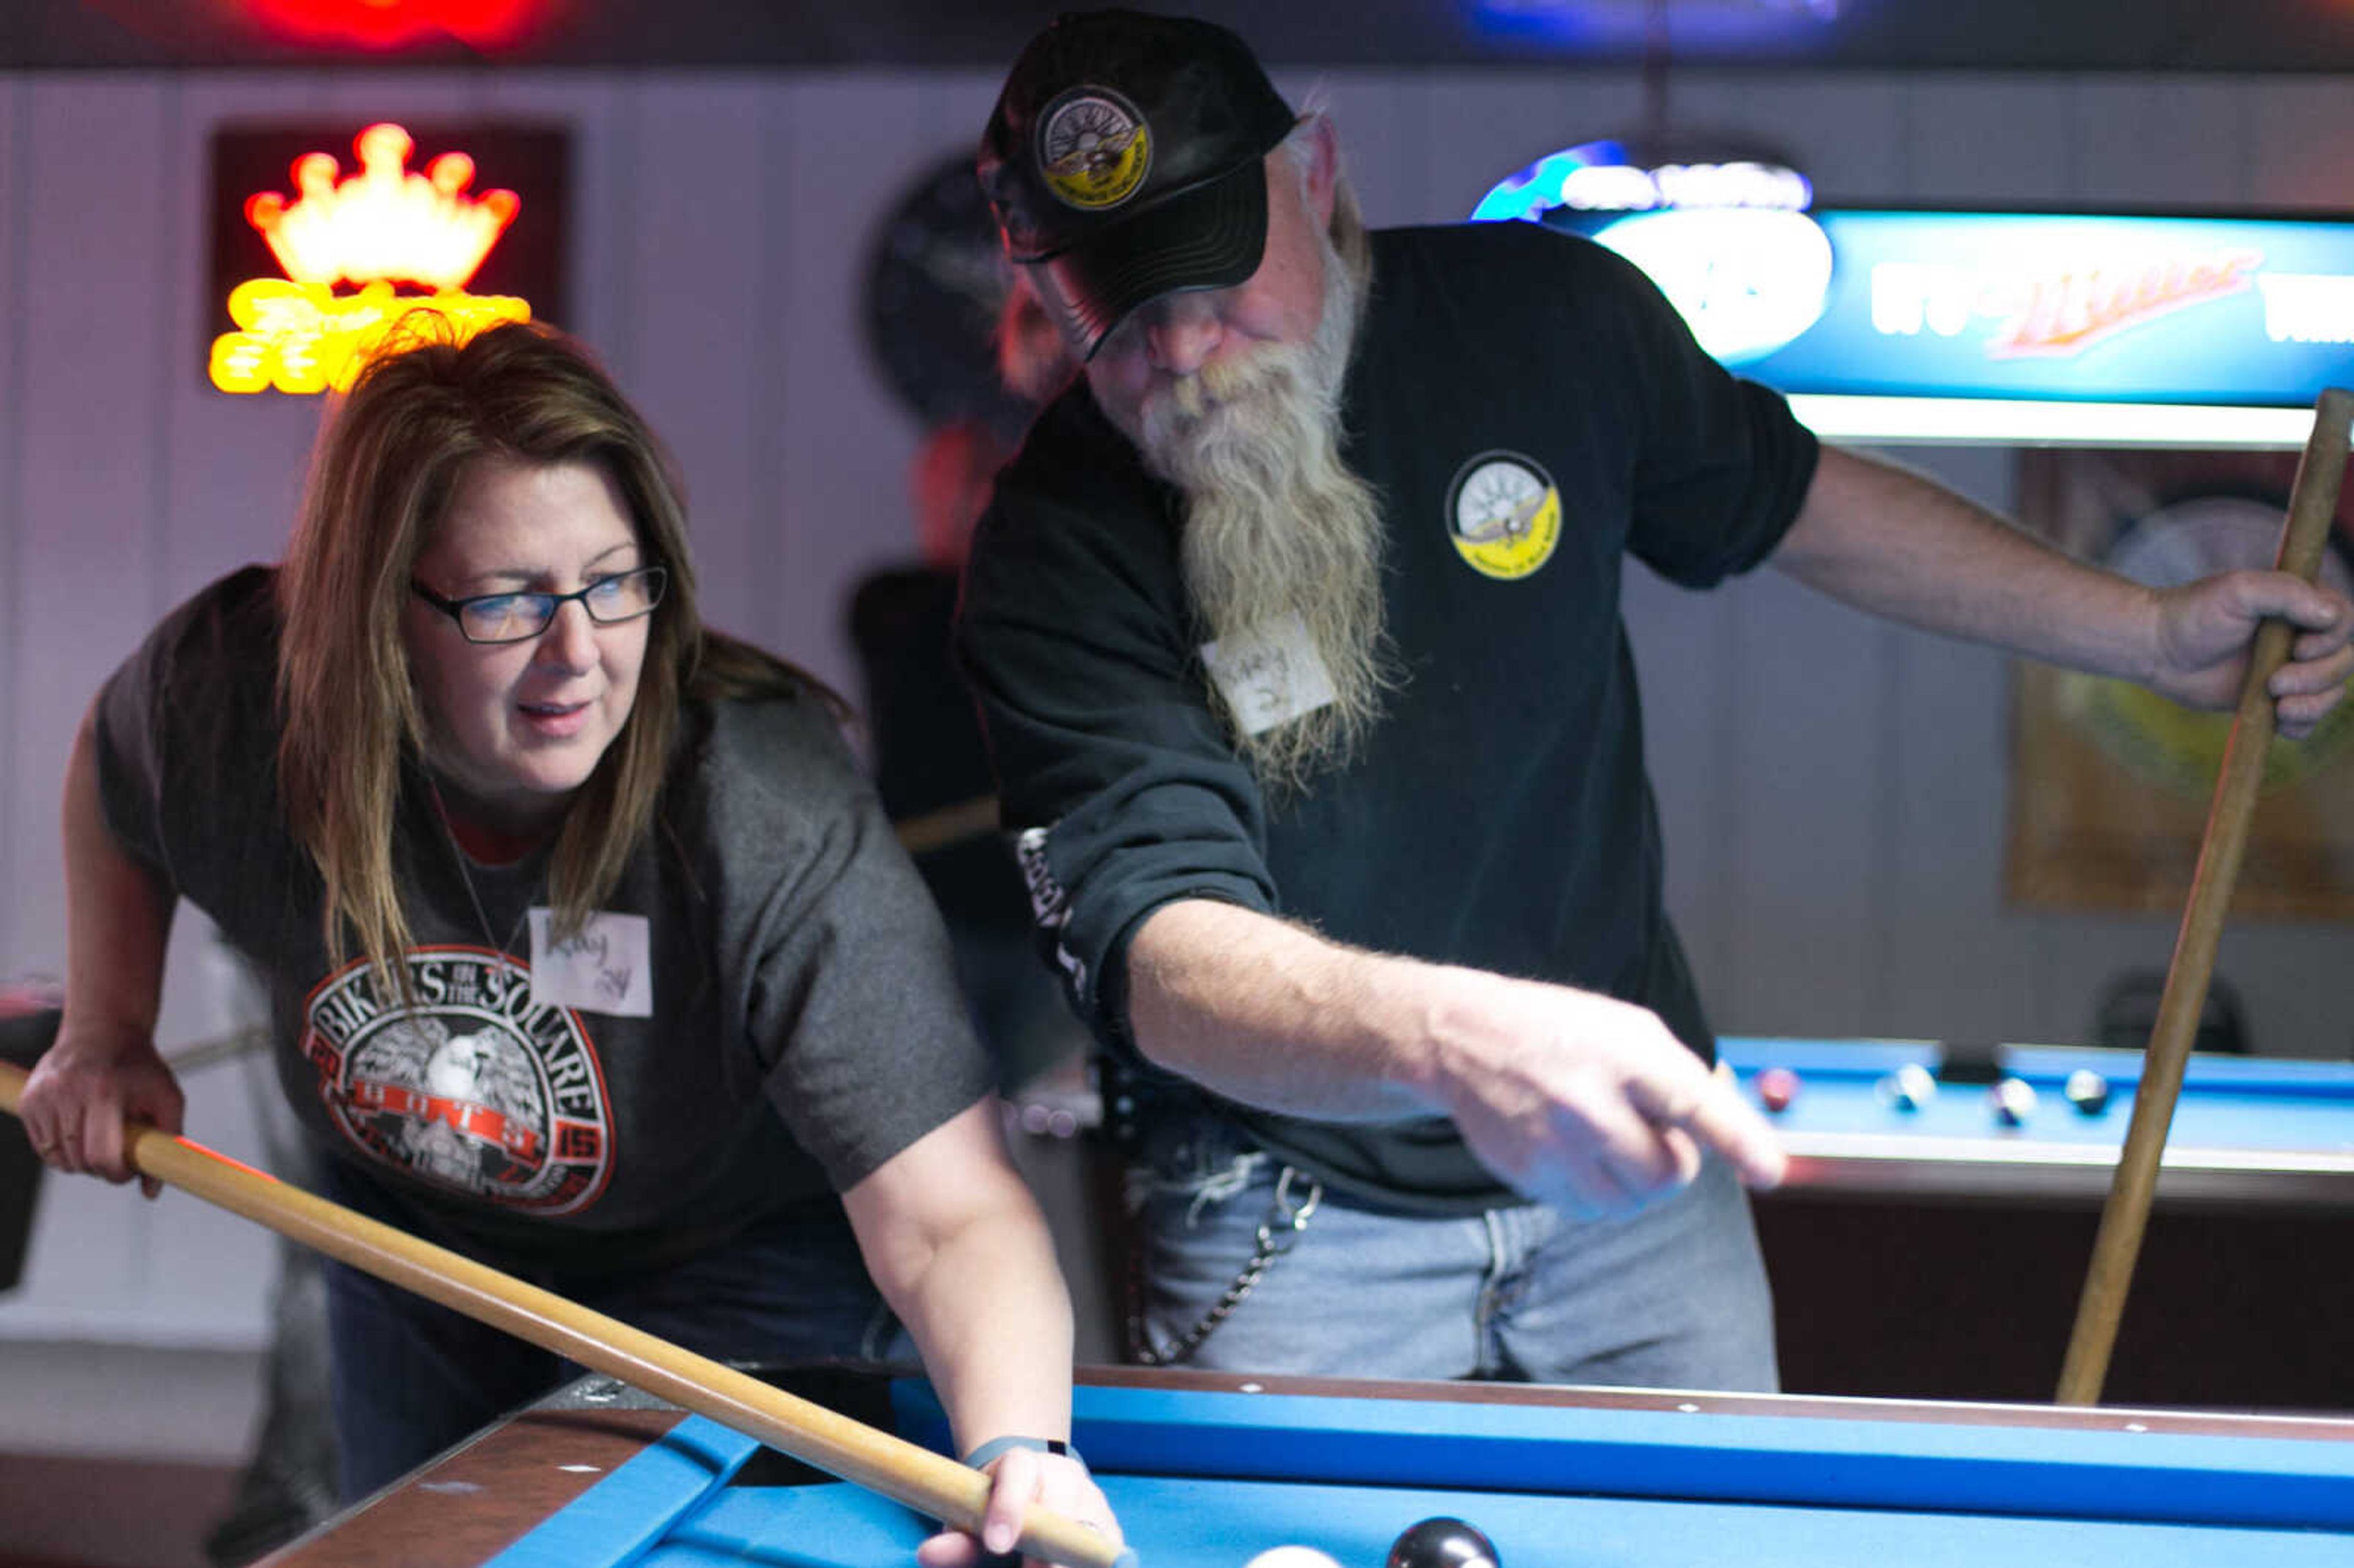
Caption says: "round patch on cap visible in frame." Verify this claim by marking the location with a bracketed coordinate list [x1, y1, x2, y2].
[1446, 452, 1562, 580]
[1037, 86, 1152, 210]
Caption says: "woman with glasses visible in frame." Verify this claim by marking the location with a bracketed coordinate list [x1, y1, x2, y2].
[18, 317, 1117, 1566]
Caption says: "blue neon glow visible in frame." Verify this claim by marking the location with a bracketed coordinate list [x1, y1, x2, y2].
[1468, 0, 1831, 51]
[1745, 211, 2354, 406]
[1591, 207, 1832, 362]
[1469, 139, 1625, 223]
[1472, 195, 2354, 408]
[1472, 140, 1812, 224]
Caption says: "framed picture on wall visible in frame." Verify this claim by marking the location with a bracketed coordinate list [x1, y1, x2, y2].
[2006, 443, 2354, 918]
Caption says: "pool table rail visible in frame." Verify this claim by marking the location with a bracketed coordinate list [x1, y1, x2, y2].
[1719, 1037, 2354, 1206]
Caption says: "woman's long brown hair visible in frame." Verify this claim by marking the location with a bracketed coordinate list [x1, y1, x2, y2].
[277, 314, 811, 995]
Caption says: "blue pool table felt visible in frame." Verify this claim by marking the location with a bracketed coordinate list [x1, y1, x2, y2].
[1718, 1037, 2354, 1158]
[483, 1380, 2354, 1568]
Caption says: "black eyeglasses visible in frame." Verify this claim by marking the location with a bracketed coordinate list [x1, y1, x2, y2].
[411, 566, 668, 645]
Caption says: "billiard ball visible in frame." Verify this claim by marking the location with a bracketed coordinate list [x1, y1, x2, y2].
[2064, 1068, 2111, 1116]
[1756, 1065, 1800, 1113]
[1876, 1062, 1937, 1113]
[1990, 1076, 2038, 1128]
[1387, 1516, 1499, 1568]
[1245, 1548, 1343, 1568]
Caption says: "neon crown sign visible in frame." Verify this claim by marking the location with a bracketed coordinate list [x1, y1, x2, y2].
[211, 122, 531, 395]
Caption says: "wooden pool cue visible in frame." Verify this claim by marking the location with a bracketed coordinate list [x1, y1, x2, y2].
[2055, 385, 2354, 1406]
[0, 1061, 1133, 1568]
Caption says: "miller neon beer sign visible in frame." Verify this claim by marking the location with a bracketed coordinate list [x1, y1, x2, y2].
[210, 123, 535, 395]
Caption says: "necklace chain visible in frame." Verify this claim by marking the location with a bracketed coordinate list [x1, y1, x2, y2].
[456, 859, 532, 960]
[436, 809, 535, 961]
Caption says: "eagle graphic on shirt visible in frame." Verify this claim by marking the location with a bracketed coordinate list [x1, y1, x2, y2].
[300, 948, 615, 1214]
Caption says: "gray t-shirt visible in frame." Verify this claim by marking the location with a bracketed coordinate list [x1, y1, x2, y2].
[97, 566, 994, 1274]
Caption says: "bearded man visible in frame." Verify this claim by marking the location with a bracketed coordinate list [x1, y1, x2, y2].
[956, 9, 2354, 1388]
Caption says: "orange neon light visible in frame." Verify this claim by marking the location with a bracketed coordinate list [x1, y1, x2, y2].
[1987, 250, 2264, 360]
[215, 122, 532, 396]
[246, 123, 518, 292]
[211, 280, 530, 395]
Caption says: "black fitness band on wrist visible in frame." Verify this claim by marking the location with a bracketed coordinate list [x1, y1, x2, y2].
[962, 1435, 1085, 1471]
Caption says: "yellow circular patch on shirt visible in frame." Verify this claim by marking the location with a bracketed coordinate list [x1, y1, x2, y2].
[1447, 453, 1563, 580]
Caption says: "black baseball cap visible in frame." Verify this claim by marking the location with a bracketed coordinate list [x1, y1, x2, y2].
[978, 10, 1297, 359]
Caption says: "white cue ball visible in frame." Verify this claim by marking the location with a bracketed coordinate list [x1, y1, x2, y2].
[1244, 1549, 1344, 1568]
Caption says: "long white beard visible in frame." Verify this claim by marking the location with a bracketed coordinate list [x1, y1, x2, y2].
[1137, 232, 1390, 799]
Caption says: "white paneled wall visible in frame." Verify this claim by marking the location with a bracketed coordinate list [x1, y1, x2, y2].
[3, 66, 2352, 1381]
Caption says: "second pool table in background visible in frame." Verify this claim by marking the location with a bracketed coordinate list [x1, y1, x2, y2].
[1721, 1037, 2354, 1409]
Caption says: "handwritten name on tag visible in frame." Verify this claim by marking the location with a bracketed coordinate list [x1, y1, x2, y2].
[1199, 614, 1336, 736]
[528, 909, 653, 1016]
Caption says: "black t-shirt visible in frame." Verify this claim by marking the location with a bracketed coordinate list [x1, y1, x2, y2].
[959, 222, 1820, 1211]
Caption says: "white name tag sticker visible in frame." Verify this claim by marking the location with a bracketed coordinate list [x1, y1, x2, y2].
[1200, 614, 1336, 736]
[528, 909, 653, 1016]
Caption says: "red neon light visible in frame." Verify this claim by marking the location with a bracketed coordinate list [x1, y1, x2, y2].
[240, 0, 553, 49]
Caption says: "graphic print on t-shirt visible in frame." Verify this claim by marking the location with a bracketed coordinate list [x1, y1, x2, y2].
[1446, 451, 1563, 580]
[301, 948, 615, 1214]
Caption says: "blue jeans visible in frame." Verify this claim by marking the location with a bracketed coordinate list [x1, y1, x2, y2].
[318, 1161, 907, 1501]
[1127, 1118, 1778, 1390]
